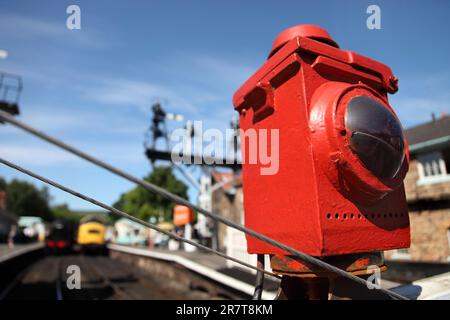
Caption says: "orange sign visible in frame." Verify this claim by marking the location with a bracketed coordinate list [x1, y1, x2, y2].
[173, 205, 194, 226]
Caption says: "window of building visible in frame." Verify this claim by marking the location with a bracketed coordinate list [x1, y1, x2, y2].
[417, 149, 450, 185]
[443, 148, 450, 173]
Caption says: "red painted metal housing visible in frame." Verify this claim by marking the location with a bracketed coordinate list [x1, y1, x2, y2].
[233, 25, 410, 257]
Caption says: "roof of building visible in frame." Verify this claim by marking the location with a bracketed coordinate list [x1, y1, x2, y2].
[405, 114, 450, 146]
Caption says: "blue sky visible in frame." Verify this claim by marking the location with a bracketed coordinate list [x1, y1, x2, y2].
[0, 0, 449, 211]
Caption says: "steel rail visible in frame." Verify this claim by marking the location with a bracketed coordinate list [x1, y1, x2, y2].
[0, 157, 407, 300]
[55, 257, 64, 301]
[0, 263, 31, 300]
[79, 255, 134, 300]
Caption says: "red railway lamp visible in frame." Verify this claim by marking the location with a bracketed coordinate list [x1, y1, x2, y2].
[232, 25, 410, 287]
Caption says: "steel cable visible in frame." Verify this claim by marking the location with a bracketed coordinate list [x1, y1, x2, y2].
[0, 157, 407, 300]
[0, 157, 279, 279]
[0, 111, 408, 300]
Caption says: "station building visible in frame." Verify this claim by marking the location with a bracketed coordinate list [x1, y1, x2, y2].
[212, 115, 450, 273]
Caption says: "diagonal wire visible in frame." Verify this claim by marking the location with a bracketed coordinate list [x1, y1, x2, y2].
[0, 111, 408, 300]
[0, 157, 407, 300]
[0, 157, 279, 279]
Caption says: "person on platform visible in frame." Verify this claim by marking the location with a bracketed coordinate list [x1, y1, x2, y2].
[8, 225, 16, 249]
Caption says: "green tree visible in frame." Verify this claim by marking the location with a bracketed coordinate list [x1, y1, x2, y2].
[0, 177, 6, 191]
[113, 166, 188, 222]
[51, 204, 111, 224]
[52, 204, 81, 223]
[6, 179, 53, 220]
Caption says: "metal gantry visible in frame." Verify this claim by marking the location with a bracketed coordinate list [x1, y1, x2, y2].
[0, 72, 22, 119]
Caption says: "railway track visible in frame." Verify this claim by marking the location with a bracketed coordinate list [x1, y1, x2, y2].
[1, 253, 215, 300]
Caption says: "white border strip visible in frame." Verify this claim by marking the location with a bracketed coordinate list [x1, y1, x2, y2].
[108, 244, 277, 300]
[0, 242, 44, 264]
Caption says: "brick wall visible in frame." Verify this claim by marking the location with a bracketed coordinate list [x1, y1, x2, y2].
[212, 187, 243, 251]
[390, 158, 450, 262]
[404, 159, 420, 201]
[385, 207, 450, 262]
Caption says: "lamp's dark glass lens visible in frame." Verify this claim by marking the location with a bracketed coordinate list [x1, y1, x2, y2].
[345, 96, 405, 179]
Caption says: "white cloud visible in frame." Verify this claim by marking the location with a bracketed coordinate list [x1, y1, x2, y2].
[392, 96, 450, 127]
[0, 145, 77, 166]
[2, 106, 148, 139]
[0, 13, 106, 48]
[192, 56, 255, 87]
[83, 78, 198, 114]
[0, 141, 146, 168]
[0, 13, 63, 36]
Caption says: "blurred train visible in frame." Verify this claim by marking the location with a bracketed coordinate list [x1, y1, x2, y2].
[46, 219, 75, 254]
[77, 215, 107, 255]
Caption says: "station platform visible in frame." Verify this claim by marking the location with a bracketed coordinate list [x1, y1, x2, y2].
[2, 243, 448, 299]
[108, 244, 279, 299]
[391, 271, 450, 300]
[108, 244, 450, 300]
[0, 242, 44, 264]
